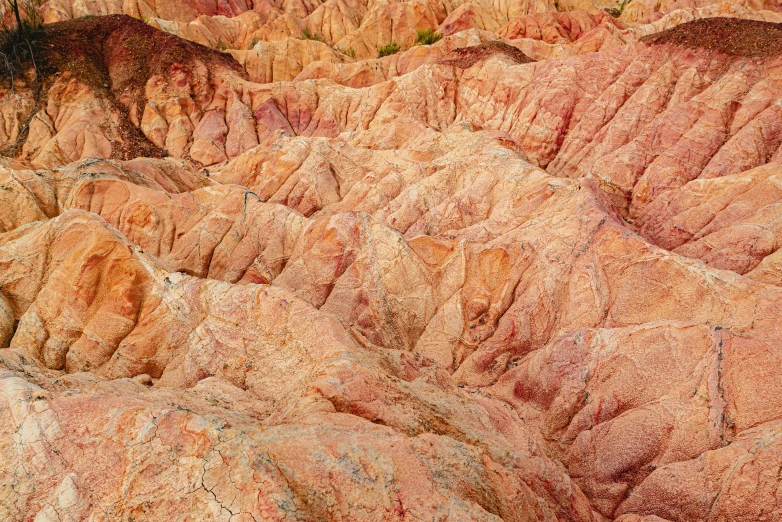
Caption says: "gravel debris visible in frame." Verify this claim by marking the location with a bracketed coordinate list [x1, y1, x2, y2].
[437, 41, 534, 69]
[642, 17, 782, 57]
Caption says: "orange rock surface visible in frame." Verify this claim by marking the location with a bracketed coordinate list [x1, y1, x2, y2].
[1, 4, 782, 521]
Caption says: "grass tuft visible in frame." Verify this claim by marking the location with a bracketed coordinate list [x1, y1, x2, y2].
[377, 41, 400, 57]
[415, 28, 441, 46]
[301, 29, 323, 42]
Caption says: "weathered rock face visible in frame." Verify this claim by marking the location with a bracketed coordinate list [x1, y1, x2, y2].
[3, 7, 782, 522]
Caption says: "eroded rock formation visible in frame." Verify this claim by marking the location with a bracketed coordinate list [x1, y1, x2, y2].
[1, 4, 782, 522]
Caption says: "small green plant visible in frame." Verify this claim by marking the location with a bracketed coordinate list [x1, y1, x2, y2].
[415, 28, 441, 46]
[342, 46, 356, 59]
[377, 41, 400, 57]
[212, 38, 228, 52]
[301, 29, 323, 42]
[604, 0, 628, 17]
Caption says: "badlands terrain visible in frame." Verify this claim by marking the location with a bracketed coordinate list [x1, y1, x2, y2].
[1, 0, 782, 518]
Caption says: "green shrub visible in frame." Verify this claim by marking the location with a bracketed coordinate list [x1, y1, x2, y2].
[342, 46, 356, 59]
[415, 28, 441, 46]
[377, 41, 400, 57]
[301, 29, 323, 42]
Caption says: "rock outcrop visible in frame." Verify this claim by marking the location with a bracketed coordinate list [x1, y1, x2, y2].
[2, 7, 782, 522]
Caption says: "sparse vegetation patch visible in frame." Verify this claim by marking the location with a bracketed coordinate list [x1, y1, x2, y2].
[415, 28, 441, 45]
[302, 29, 323, 42]
[378, 41, 400, 57]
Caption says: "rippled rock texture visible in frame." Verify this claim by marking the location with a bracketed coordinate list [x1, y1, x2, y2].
[1, 3, 782, 521]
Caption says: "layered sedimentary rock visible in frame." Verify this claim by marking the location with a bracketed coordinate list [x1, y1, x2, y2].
[2, 5, 782, 522]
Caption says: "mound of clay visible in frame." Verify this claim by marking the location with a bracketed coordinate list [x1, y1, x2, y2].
[437, 40, 534, 68]
[642, 17, 782, 56]
[16, 14, 245, 101]
[0, 15, 258, 166]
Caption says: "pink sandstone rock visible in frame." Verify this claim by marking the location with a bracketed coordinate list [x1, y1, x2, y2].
[1, 10, 782, 522]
